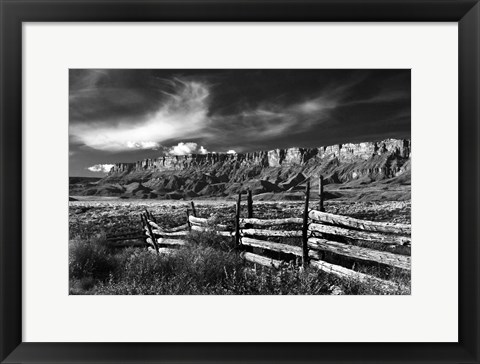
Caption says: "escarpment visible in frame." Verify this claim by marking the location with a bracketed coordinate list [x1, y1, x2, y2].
[77, 138, 411, 199]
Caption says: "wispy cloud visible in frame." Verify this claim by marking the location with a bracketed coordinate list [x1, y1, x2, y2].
[70, 78, 211, 152]
[205, 92, 341, 152]
[347, 90, 410, 106]
[125, 141, 161, 150]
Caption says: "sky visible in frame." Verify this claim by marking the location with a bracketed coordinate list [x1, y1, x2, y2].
[69, 69, 410, 177]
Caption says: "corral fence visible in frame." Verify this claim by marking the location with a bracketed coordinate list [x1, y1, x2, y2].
[107, 176, 411, 288]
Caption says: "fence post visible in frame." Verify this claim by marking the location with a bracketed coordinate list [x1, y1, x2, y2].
[144, 209, 151, 221]
[140, 214, 148, 247]
[186, 209, 192, 231]
[234, 192, 241, 248]
[144, 212, 159, 255]
[190, 201, 197, 217]
[247, 189, 253, 218]
[302, 180, 311, 268]
[145, 209, 157, 223]
[318, 175, 324, 212]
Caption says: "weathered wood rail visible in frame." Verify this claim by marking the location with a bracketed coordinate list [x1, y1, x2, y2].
[114, 175, 411, 291]
[308, 222, 411, 246]
[240, 217, 303, 226]
[308, 238, 411, 271]
[106, 230, 145, 246]
[308, 210, 411, 235]
[240, 229, 303, 238]
[241, 237, 302, 256]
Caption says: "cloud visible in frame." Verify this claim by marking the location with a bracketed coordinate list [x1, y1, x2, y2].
[69, 69, 411, 168]
[70, 69, 109, 92]
[70, 78, 211, 152]
[87, 164, 115, 173]
[347, 90, 410, 105]
[168, 142, 208, 155]
[205, 93, 340, 151]
[293, 96, 338, 114]
[69, 72, 347, 154]
[227, 150, 236, 154]
[125, 141, 161, 150]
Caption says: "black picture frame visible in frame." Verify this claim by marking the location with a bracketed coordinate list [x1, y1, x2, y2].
[1, 1, 479, 363]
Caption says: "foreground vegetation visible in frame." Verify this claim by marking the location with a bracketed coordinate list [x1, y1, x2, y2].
[69, 229, 410, 295]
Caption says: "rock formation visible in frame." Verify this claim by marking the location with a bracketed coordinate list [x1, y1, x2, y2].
[77, 138, 411, 199]
[108, 139, 410, 174]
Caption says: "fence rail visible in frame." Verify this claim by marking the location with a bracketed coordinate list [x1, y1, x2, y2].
[240, 228, 303, 238]
[189, 216, 229, 231]
[147, 227, 189, 237]
[241, 237, 302, 256]
[308, 210, 411, 235]
[148, 221, 189, 233]
[309, 259, 400, 291]
[116, 175, 411, 291]
[308, 237, 410, 271]
[240, 252, 284, 269]
[188, 215, 232, 235]
[106, 230, 145, 244]
[308, 222, 411, 246]
[240, 217, 303, 226]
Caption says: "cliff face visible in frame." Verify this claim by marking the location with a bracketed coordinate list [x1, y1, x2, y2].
[109, 139, 411, 174]
[82, 138, 410, 199]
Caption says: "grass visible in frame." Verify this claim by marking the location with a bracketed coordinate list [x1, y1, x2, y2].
[69, 230, 410, 295]
[69, 198, 411, 295]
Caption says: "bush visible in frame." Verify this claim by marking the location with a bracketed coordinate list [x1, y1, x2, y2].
[96, 243, 246, 294]
[69, 236, 119, 281]
[122, 250, 174, 283]
[90, 241, 332, 295]
[185, 226, 236, 252]
[70, 230, 409, 296]
[174, 245, 244, 288]
[221, 265, 331, 295]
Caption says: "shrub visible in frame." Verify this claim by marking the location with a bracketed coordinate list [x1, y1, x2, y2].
[121, 250, 174, 283]
[222, 265, 331, 295]
[101, 243, 245, 294]
[71, 230, 409, 296]
[174, 245, 244, 288]
[186, 227, 236, 252]
[69, 236, 117, 280]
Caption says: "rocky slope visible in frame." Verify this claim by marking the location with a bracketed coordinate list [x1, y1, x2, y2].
[72, 138, 411, 200]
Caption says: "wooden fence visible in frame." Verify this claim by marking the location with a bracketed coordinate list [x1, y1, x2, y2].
[109, 176, 411, 289]
[139, 209, 189, 255]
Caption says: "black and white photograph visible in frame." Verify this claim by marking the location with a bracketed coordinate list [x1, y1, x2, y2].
[69, 69, 411, 295]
